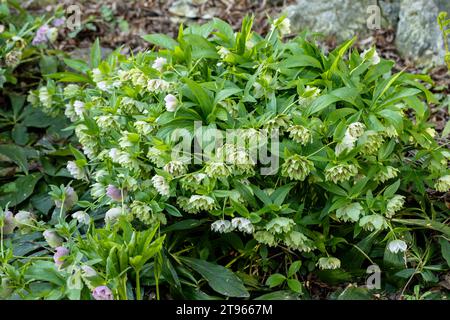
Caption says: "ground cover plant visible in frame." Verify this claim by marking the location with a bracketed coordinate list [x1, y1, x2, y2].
[0, 2, 449, 300]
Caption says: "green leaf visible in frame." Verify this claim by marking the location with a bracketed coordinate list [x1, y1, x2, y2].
[254, 290, 301, 300]
[142, 34, 179, 50]
[306, 87, 358, 115]
[183, 78, 214, 117]
[47, 72, 92, 83]
[90, 38, 101, 68]
[337, 286, 372, 300]
[287, 279, 303, 293]
[0, 173, 42, 207]
[279, 55, 323, 70]
[165, 203, 183, 217]
[266, 273, 286, 288]
[24, 261, 66, 286]
[439, 237, 450, 267]
[214, 88, 242, 105]
[271, 183, 295, 206]
[392, 219, 450, 237]
[39, 55, 58, 75]
[288, 261, 302, 277]
[64, 58, 90, 73]
[11, 124, 28, 145]
[383, 179, 400, 197]
[0, 144, 28, 173]
[161, 219, 205, 233]
[181, 257, 249, 298]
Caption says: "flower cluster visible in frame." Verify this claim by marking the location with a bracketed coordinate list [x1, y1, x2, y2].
[34, 16, 449, 266]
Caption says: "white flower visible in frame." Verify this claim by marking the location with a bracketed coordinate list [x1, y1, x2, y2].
[66, 161, 85, 180]
[64, 103, 77, 121]
[347, 122, 365, 138]
[14, 211, 35, 227]
[73, 100, 85, 117]
[63, 84, 80, 98]
[119, 131, 136, 148]
[359, 214, 387, 231]
[265, 217, 295, 234]
[164, 94, 178, 112]
[435, 175, 450, 192]
[109, 148, 121, 162]
[147, 79, 170, 92]
[231, 217, 254, 234]
[97, 81, 109, 91]
[335, 122, 365, 156]
[388, 239, 407, 254]
[152, 57, 167, 72]
[217, 46, 231, 60]
[91, 182, 106, 198]
[317, 257, 341, 270]
[254, 231, 277, 247]
[134, 121, 153, 135]
[376, 166, 399, 183]
[39, 87, 51, 108]
[278, 17, 291, 35]
[386, 195, 405, 218]
[81, 265, 97, 277]
[72, 211, 90, 225]
[425, 127, 436, 138]
[336, 202, 364, 223]
[151, 175, 170, 197]
[43, 230, 63, 248]
[211, 220, 233, 233]
[163, 160, 186, 176]
[92, 68, 102, 83]
[105, 207, 123, 224]
[360, 48, 380, 65]
[188, 195, 216, 213]
[273, 17, 291, 36]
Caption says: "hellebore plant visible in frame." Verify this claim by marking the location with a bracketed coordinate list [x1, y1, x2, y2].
[31, 15, 450, 267]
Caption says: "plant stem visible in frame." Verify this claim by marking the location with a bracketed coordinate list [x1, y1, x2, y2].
[135, 270, 141, 300]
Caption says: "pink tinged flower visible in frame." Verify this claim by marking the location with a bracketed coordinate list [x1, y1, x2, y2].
[106, 185, 125, 202]
[92, 286, 114, 300]
[1, 210, 16, 235]
[32, 25, 50, 45]
[53, 246, 69, 267]
[164, 94, 178, 112]
[52, 18, 65, 27]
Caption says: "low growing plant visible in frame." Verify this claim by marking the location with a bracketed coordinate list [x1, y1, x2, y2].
[3, 15, 449, 299]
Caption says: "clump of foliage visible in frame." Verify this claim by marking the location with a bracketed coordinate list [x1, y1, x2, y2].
[2, 11, 449, 300]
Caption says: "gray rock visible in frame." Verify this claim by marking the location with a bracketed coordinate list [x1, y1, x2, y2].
[286, 0, 385, 42]
[287, 0, 450, 66]
[395, 0, 447, 66]
[379, 0, 401, 28]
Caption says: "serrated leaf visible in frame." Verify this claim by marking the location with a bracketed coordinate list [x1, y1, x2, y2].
[0, 144, 28, 173]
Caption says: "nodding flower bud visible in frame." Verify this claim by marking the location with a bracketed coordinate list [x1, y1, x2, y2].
[81, 265, 97, 277]
[104, 207, 123, 224]
[92, 286, 114, 300]
[1, 210, 16, 235]
[53, 246, 69, 267]
[43, 230, 63, 248]
[106, 185, 125, 202]
[164, 94, 178, 112]
[14, 211, 35, 232]
[55, 186, 78, 210]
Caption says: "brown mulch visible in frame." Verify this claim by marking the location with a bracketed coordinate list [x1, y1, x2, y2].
[26, 0, 295, 52]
